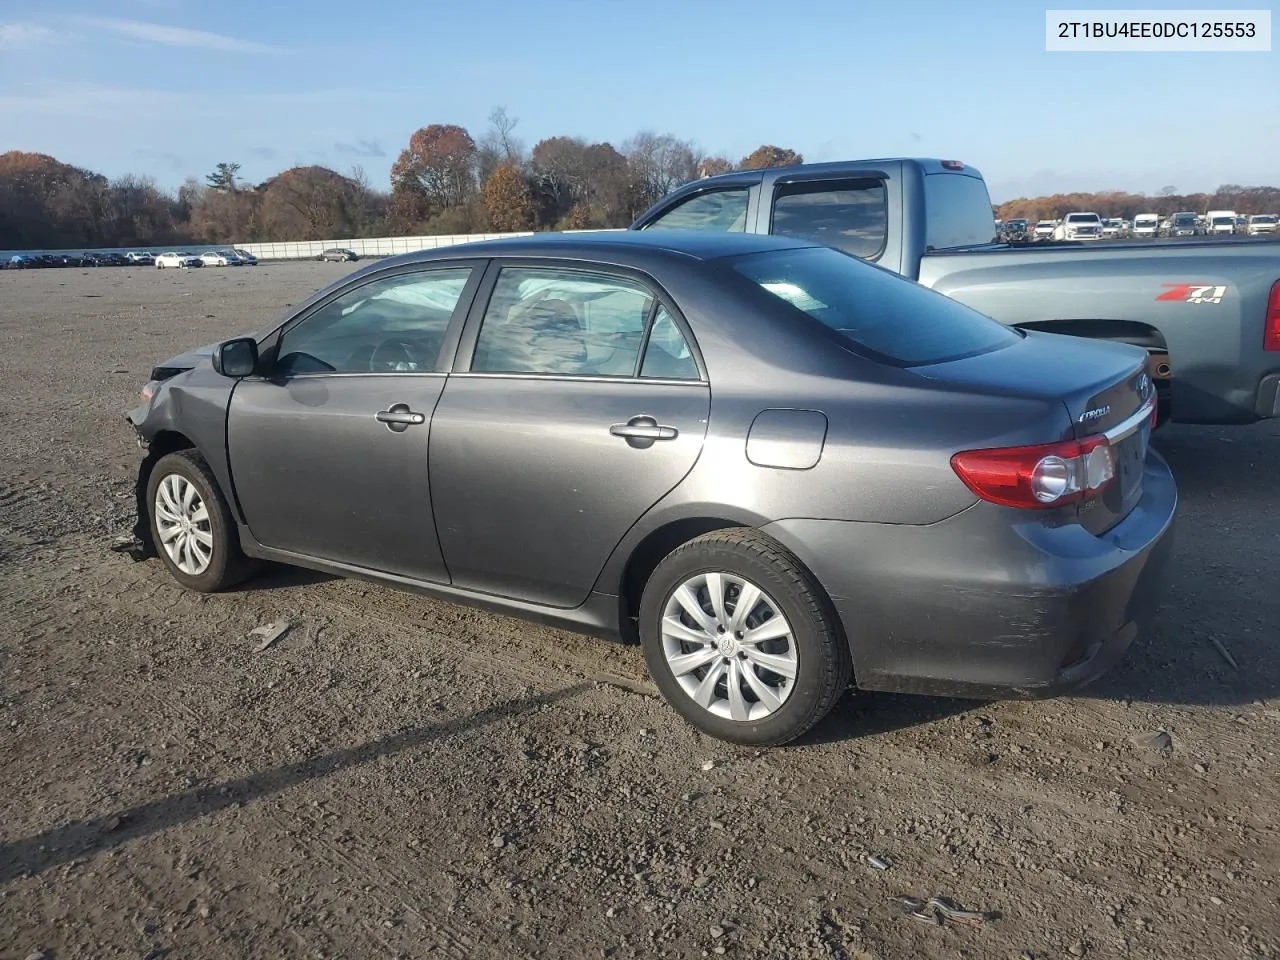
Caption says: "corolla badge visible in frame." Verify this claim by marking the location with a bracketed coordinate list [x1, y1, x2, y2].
[1079, 405, 1111, 423]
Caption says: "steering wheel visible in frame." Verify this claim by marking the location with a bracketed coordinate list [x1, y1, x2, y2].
[369, 338, 419, 372]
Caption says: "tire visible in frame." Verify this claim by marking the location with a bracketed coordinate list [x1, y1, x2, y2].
[639, 528, 852, 746]
[146, 450, 258, 592]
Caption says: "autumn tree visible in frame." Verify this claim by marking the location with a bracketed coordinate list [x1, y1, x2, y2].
[391, 124, 477, 213]
[698, 156, 734, 178]
[739, 145, 803, 169]
[483, 164, 536, 231]
[256, 166, 367, 240]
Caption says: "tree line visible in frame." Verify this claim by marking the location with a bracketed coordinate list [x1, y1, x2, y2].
[997, 185, 1280, 223]
[0, 107, 804, 250]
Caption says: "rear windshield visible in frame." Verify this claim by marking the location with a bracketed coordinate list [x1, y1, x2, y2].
[922, 172, 996, 249]
[729, 246, 1019, 367]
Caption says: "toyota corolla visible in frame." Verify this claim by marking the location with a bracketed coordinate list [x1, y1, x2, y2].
[124, 231, 1176, 745]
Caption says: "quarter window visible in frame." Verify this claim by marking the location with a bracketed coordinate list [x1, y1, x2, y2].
[276, 268, 473, 375]
[640, 307, 699, 380]
[643, 188, 750, 232]
[771, 179, 888, 259]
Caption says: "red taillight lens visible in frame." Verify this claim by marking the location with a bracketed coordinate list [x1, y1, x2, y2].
[951, 435, 1117, 509]
[1265, 280, 1280, 352]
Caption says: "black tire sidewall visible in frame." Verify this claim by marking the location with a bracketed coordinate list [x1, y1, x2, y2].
[146, 451, 239, 592]
[639, 536, 844, 746]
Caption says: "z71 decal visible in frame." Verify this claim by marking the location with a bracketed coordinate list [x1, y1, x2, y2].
[1157, 283, 1227, 304]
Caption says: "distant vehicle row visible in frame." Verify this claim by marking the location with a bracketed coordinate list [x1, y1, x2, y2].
[5, 249, 261, 269]
[156, 250, 260, 268]
[1001, 212, 1277, 242]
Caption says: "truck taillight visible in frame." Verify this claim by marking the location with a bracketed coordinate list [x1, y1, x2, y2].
[951, 435, 1117, 509]
[1265, 280, 1280, 352]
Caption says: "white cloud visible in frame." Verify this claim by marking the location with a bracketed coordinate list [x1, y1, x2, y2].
[0, 22, 54, 49]
[75, 16, 287, 54]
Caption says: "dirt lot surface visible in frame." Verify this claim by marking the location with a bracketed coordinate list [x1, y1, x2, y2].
[1, 261, 1277, 960]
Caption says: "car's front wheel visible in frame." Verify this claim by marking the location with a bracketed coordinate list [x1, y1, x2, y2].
[147, 450, 258, 592]
[639, 529, 851, 746]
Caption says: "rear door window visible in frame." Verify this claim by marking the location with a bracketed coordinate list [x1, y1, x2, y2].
[770, 179, 887, 259]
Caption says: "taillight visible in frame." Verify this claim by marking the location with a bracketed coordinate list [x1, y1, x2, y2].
[952, 435, 1117, 509]
[1265, 280, 1280, 351]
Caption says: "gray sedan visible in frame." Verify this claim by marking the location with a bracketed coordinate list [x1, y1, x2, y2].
[125, 231, 1176, 745]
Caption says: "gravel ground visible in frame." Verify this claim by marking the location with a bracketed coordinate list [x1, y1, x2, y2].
[0, 262, 1277, 960]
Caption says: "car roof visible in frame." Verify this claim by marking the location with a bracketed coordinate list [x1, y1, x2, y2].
[375, 229, 817, 271]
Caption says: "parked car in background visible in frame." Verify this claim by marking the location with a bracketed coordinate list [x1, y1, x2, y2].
[319, 248, 360, 262]
[126, 252, 155, 265]
[1102, 218, 1125, 238]
[1162, 212, 1200, 238]
[1053, 212, 1103, 241]
[124, 230, 1175, 746]
[1033, 220, 1057, 240]
[232, 249, 259, 265]
[631, 156, 1280, 426]
[999, 218, 1030, 242]
[6, 254, 38, 269]
[1206, 211, 1239, 236]
[1236, 215, 1249, 232]
[199, 251, 233, 267]
[1247, 214, 1278, 236]
[1132, 214, 1160, 238]
[155, 252, 202, 269]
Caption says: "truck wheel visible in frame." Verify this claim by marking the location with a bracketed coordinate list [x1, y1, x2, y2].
[147, 450, 258, 592]
[639, 529, 852, 746]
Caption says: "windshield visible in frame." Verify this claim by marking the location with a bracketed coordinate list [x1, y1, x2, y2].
[1212, 217, 1234, 225]
[1066, 214, 1098, 223]
[1174, 215, 1196, 224]
[1253, 216, 1277, 224]
[729, 246, 1019, 367]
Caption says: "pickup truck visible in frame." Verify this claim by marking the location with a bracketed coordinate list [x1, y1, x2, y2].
[631, 158, 1280, 425]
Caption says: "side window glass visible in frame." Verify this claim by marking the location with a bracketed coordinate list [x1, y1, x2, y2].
[276, 268, 472, 375]
[771, 179, 888, 259]
[640, 307, 700, 380]
[644, 189, 749, 232]
[472, 268, 655, 376]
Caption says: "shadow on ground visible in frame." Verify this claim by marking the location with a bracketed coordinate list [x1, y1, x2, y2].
[0, 683, 590, 885]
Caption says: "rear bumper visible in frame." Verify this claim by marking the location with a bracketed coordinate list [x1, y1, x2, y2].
[1256, 374, 1280, 418]
[761, 449, 1177, 700]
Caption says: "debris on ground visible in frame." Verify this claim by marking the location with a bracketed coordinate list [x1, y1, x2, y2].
[1130, 730, 1174, 752]
[893, 894, 999, 927]
[248, 621, 291, 653]
[866, 854, 892, 870]
[1210, 637, 1240, 669]
[701, 759, 718, 771]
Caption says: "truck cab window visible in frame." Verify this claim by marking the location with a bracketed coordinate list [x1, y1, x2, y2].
[771, 179, 888, 259]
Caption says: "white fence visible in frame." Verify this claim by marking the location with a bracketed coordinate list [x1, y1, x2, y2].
[234, 229, 626, 262]
[1, 229, 625, 262]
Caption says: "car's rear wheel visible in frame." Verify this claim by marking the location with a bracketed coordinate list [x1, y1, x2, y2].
[147, 450, 258, 592]
[639, 529, 851, 746]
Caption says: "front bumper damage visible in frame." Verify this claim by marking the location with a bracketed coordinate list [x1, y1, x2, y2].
[112, 412, 158, 562]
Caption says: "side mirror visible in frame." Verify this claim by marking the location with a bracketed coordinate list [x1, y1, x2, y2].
[212, 337, 259, 378]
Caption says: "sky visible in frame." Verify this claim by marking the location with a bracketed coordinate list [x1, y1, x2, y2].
[0, 0, 1276, 202]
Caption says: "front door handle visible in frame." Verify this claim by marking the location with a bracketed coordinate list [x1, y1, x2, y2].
[376, 403, 426, 433]
[610, 415, 678, 449]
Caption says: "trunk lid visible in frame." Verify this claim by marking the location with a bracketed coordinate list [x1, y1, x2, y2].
[915, 330, 1154, 533]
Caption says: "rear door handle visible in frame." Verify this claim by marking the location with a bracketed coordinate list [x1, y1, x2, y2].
[610, 415, 678, 448]
[376, 403, 426, 432]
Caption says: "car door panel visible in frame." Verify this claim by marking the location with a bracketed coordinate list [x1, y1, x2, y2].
[228, 375, 450, 580]
[429, 377, 710, 607]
